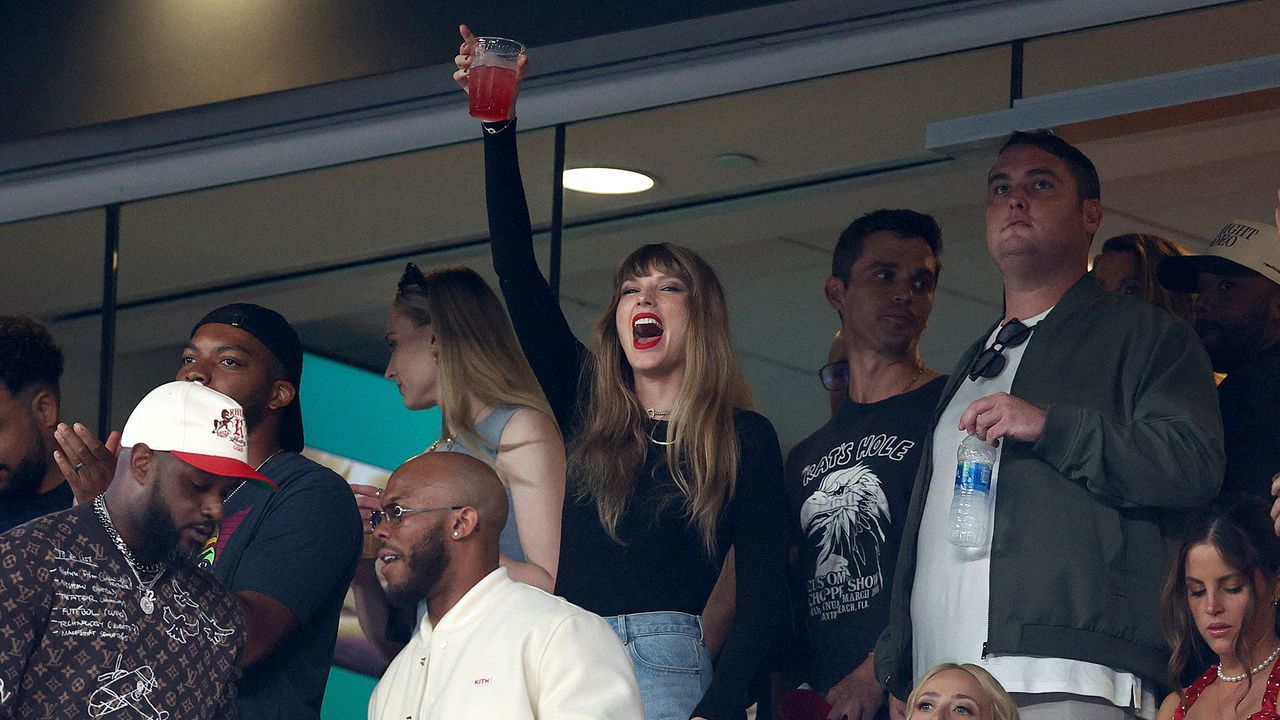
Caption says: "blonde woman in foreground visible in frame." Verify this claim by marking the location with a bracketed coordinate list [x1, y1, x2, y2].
[906, 664, 1020, 720]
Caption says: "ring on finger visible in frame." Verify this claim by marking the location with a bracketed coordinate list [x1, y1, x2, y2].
[73, 461, 86, 472]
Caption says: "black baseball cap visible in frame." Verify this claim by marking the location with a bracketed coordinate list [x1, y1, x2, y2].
[191, 303, 306, 453]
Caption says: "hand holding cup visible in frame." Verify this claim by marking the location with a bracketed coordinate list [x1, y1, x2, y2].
[454, 24, 528, 121]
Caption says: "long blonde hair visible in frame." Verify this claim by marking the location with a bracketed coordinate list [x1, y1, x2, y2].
[393, 266, 555, 456]
[906, 663, 1020, 720]
[571, 243, 756, 555]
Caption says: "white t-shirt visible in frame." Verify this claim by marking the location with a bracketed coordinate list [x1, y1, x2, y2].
[909, 308, 1155, 718]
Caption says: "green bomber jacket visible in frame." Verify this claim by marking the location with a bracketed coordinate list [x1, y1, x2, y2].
[875, 273, 1224, 699]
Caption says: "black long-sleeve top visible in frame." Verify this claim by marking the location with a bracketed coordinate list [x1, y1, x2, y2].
[483, 119, 788, 720]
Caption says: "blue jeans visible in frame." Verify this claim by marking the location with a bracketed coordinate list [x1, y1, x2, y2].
[605, 611, 714, 720]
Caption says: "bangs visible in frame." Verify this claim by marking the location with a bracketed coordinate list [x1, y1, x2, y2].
[615, 243, 693, 288]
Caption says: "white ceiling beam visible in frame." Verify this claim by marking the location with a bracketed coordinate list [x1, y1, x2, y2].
[925, 53, 1280, 153]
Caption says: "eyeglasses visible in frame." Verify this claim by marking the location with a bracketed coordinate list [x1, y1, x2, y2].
[370, 503, 464, 529]
[968, 319, 1036, 381]
[397, 262, 430, 294]
[819, 360, 850, 392]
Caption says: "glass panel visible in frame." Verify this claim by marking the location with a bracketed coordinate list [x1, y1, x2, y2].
[0, 208, 106, 434]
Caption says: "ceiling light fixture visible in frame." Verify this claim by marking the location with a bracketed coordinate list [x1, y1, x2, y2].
[562, 167, 655, 194]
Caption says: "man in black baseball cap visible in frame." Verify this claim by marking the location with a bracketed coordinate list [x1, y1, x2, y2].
[1159, 218, 1280, 499]
[55, 302, 362, 720]
[189, 303, 307, 454]
[179, 303, 362, 720]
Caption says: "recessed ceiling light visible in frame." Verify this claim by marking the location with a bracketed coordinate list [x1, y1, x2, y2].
[562, 167, 655, 194]
[716, 153, 758, 169]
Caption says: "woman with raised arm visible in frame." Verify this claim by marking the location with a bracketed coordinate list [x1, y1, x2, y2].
[1156, 496, 1280, 720]
[350, 264, 565, 659]
[455, 24, 787, 720]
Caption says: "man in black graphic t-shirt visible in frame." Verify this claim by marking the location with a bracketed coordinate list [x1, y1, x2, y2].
[783, 209, 944, 720]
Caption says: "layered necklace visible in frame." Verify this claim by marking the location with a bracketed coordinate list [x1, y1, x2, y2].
[645, 408, 674, 446]
[93, 495, 166, 615]
[1217, 643, 1280, 682]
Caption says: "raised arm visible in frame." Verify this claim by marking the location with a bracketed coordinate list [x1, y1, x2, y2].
[454, 25, 587, 431]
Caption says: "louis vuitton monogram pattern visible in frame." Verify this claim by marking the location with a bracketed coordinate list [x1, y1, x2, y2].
[0, 503, 245, 719]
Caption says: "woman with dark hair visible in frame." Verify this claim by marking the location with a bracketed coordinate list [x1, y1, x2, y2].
[1156, 496, 1280, 720]
[1092, 233, 1194, 322]
[454, 25, 786, 720]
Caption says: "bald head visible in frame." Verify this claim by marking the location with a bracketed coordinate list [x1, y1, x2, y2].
[387, 451, 508, 541]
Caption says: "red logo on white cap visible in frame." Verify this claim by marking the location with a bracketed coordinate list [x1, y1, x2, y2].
[212, 408, 247, 452]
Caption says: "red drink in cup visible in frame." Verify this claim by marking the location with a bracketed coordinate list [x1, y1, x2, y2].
[468, 37, 525, 122]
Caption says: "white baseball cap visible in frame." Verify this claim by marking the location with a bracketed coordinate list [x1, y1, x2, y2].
[1158, 219, 1280, 293]
[121, 381, 277, 490]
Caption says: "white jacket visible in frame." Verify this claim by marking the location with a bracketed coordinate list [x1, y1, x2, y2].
[369, 567, 644, 719]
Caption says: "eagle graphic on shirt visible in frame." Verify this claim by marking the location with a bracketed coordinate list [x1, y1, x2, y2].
[800, 462, 890, 583]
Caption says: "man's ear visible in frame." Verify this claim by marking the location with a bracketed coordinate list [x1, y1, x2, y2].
[449, 507, 481, 539]
[1082, 199, 1103, 236]
[129, 443, 155, 487]
[267, 380, 298, 412]
[824, 276, 847, 314]
[28, 388, 59, 431]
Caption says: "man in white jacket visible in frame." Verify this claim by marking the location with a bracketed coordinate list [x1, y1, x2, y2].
[367, 451, 643, 720]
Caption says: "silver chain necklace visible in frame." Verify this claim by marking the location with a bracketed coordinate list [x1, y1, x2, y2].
[93, 495, 166, 614]
[223, 447, 287, 505]
[1217, 643, 1280, 682]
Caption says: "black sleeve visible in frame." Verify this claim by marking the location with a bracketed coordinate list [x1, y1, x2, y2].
[693, 412, 788, 720]
[483, 120, 588, 434]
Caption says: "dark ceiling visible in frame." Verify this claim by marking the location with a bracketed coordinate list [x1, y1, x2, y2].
[0, 0, 964, 143]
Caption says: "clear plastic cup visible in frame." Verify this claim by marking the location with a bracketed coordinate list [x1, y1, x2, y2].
[468, 37, 525, 122]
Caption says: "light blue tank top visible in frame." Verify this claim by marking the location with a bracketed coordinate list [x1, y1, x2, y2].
[450, 405, 525, 563]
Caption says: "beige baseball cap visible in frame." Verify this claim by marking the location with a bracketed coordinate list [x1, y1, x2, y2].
[121, 381, 277, 490]
[1158, 219, 1280, 293]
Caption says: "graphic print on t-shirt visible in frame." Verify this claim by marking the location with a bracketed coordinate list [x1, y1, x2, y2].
[799, 434, 914, 621]
[802, 461, 891, 619]
[801, 462, 889, 587]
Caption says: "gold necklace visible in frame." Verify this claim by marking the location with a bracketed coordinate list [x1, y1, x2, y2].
[900, 363, 925, 394]
[425, 436, 454, 453]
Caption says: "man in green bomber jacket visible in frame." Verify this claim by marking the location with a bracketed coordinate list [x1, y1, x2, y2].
[875, 131, 1223, 720]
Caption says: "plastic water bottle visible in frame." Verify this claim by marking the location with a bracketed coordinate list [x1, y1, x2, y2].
[949, 434, 994, 547]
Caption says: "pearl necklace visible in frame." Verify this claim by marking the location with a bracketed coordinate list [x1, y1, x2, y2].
[94, 495, 166, 615]
[1217, 643, 1280, 682]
